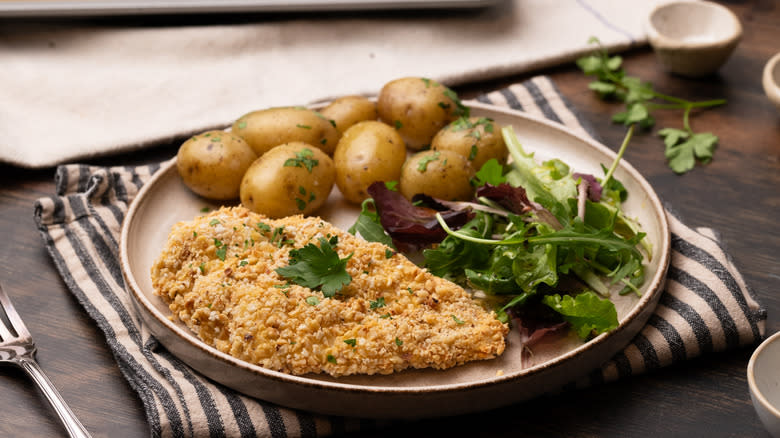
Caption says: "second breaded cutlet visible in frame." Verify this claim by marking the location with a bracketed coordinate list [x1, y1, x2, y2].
[151, 206, 508, 376]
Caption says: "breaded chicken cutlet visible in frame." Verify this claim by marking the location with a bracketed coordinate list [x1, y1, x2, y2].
[151, 206, 508, 376]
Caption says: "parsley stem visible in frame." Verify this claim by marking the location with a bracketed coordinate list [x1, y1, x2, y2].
[687, 98, 727, 108]
[683, 106, 692, 133]
[649, 90, 688, 105]
[602, 124, 635, 189]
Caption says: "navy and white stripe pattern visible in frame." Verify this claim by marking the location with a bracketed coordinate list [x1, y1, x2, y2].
[34, 76, 766, 437]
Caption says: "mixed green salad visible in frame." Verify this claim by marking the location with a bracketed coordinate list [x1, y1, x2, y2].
[349, 125, 649, 344]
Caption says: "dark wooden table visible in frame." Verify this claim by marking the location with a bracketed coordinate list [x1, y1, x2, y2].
[1, 2, 778, 437]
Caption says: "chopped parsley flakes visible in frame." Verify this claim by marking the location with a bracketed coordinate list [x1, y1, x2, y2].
[417, 151, 440, 172]
[369, 297, 386, 310]
[283, 148, 319, 173]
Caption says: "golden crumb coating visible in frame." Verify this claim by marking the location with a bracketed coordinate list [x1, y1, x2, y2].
[151, 206, 508, 376]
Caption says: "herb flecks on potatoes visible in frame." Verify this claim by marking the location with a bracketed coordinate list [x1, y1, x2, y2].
[432, 117, 507, 172]
[320, 96, 378, 134]
[377, 77, 467, 151]
[400, 149, 474, 201]
[334, 121, 407, 204]
[240, 142, 335, 218]
[232, 107, 341, 156]
[176, 130, 257, 201]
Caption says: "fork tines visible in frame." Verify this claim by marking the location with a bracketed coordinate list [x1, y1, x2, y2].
[0, 283, 31, 343]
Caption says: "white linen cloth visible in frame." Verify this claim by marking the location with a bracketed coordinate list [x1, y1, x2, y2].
[0, 0, 668, 168]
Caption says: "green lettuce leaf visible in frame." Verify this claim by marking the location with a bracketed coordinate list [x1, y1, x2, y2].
[542, 292, 618, 339]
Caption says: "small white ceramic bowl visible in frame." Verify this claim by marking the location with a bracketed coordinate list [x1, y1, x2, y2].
[763, 52, 780, 113]
[645, 1, 742, 77]
[748, 330, 780, 438]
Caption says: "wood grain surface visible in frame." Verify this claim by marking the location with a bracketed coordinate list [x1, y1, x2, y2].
[1, 1, 778, 437]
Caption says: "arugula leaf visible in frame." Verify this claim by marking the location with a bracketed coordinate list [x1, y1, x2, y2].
[542, 292, 619, 339]
[275, 236, 353, 297]
[424, 213, 492, 278]
[511, 242, 558, 294]
[348, 198, 396, 248]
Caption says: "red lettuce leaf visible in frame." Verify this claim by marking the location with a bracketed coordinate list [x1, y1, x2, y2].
[366, 182, 473, 248]
[475, 183, 534, 215]
[572, 172, 603, 202]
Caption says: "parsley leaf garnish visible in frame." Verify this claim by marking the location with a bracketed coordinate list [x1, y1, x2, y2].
[472, 158, 506, 187]
[577, 37, 725, 174]
[275, 236, 353, 297]
[659, 129, 718, 174]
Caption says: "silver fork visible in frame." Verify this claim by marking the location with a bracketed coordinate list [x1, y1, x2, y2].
[0, 283, 91, 438]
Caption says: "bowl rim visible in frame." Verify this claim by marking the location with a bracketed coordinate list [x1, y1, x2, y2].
[762, 52, 780, 96]
[645, 1, 742, 48]
[748, 330, 780, 419]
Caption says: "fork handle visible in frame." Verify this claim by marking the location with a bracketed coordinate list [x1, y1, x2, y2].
[19, 357, 92, 438]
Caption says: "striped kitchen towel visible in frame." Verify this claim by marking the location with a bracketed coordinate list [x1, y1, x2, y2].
[34, 76, 767, 438]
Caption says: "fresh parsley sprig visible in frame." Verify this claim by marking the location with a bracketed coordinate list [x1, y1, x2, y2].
[275, 236, 353, 297]
[577, 37, 726, 174]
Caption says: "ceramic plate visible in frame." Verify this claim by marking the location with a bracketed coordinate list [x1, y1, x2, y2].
[120, 101, 671, 418]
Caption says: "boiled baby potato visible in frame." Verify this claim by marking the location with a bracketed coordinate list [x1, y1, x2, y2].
[176, 130, 257, 200]
[377, 77, 465, 150]
[240, 142, 335, 218]
[319, 95, 378, 133]
[431, 117, 507, 172]
[231, 107, 341, 156]
[333, 121, 406, 204]
[399, 149, 474, 201]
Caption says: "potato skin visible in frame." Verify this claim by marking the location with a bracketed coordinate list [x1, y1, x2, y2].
[176, 130, 257, 200]
[333, 121, 406, 204]
[377, 77, 464, 150]
[319, 96, 378, 134]
[232, 107, 341, 156]
[240, 142, 335, 218]
[400, 149, 475, 201]
[431, 117, 507, 172]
